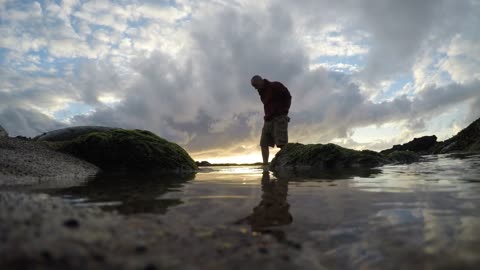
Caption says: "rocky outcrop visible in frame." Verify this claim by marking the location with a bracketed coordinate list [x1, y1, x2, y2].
[271, 143, 420, 171]
[272, 143, 383, 170]
[0, 137, 99, 186]
[385, 150, 420, 164]
[195, 161, 212, 166]
[432, 117, 480, 154]
[58, 129, 197, 173]
[34, 126, 118, 142]
[0, 125, 7, 138]
[381, 135, 437, 155]
[381, 117, 480, 155]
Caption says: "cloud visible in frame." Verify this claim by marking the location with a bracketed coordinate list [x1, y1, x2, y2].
[0, 107, 65, 137]
[1, 0, 479, 159]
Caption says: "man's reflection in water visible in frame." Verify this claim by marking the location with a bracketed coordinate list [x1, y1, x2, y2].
[243, 170, 292, 231]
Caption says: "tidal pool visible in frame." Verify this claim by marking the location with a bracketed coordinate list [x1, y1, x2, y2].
[46, 153, 480, 269]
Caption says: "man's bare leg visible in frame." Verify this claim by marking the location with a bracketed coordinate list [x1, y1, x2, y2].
[261, 146, 269, 165]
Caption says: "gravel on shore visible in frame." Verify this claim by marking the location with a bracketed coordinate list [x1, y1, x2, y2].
[0, 137, 99, 186]
[0, 191, 319, 270]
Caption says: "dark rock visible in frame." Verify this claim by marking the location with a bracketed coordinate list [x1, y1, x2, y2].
[135, 245, 148, 253]
[386, 150, 420, 164]
[58, 129, 197, 172]
[195, 161, 212, 166]
[381, 135, 437, 155]
[41, 251, 53, 262]
[0, 124, 7, 138]
[381, 117, 480, 155]
[14, 136, 30, 141]
[92, 253, 105, 262]
[271, 143, 390, 170]
[432, 117, 480, 154]
[144, 263, 158, 270]
[63, 218, 80, 229]
[34, 126, 118, 142]
[258, 247, 269, 254]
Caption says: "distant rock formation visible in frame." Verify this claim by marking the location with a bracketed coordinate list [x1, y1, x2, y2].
[432, 117, 480, 154]
[34, 126, 118, 142]
[381, 135, 437, 155]
[58, 129, 197, 173]
[381, 117, 480, 155]
[271, 143, 419, 171]
[195, 161, 212, 166]
[0, 125, 7, 138]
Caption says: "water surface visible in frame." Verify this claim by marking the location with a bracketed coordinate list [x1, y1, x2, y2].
[47, 154, 480, 269]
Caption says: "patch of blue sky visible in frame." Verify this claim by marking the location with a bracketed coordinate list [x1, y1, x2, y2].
[17, 49, 61, 76]
[312, 55, 366, 74]
[375, 73, 414, 102]
[175, 12, 192, 25]
[127, 17, 150, 29]
[87, 23, 115, 35]
[4, 0, 37, 9]
[314, 55, 366, 66]
[0, 48, 9, 65]
[417, 53, 454, 87]
[138, 0, 178, 7]
[53, 102, 94, 122]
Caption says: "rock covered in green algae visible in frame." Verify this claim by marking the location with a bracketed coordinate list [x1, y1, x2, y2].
[271, 143, 390, 170]
[34, 126, 118, 142]
[58, 129, 197, 172]
[271, 143, 421, 170]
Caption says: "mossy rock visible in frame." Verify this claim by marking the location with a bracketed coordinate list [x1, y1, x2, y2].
[59, 129, 197, 173]
[386, 150, 420, 164]
[34, 126, 118, 142]
[271, 143, 390, 170]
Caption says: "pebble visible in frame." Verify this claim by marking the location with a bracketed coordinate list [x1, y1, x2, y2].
[63, 218, 80, 228]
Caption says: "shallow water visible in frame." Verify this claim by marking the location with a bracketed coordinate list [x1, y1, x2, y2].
[47, 154, 480, 269]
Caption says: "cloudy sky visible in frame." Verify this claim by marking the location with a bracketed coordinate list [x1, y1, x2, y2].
[1, 0, 479, 163]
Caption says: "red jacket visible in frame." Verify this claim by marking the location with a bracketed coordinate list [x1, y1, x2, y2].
[258, 79, 292, 121]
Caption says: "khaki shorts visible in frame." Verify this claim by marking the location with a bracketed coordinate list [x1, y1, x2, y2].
[260, 115, 289, 148]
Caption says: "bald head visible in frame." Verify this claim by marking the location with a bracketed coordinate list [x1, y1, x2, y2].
[251, 75, 265, 90]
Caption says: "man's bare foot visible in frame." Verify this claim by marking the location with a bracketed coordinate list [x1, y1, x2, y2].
[262, 163, 270, 171]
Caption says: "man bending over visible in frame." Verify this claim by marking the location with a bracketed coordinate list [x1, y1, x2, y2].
[251, 75, 292, 165]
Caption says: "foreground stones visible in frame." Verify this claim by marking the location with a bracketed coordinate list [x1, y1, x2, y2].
[57, 129, 197, 173]
[0, 191, 312, 270]
[0, 137, 99, 186]
[271, 143, 419, 170]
